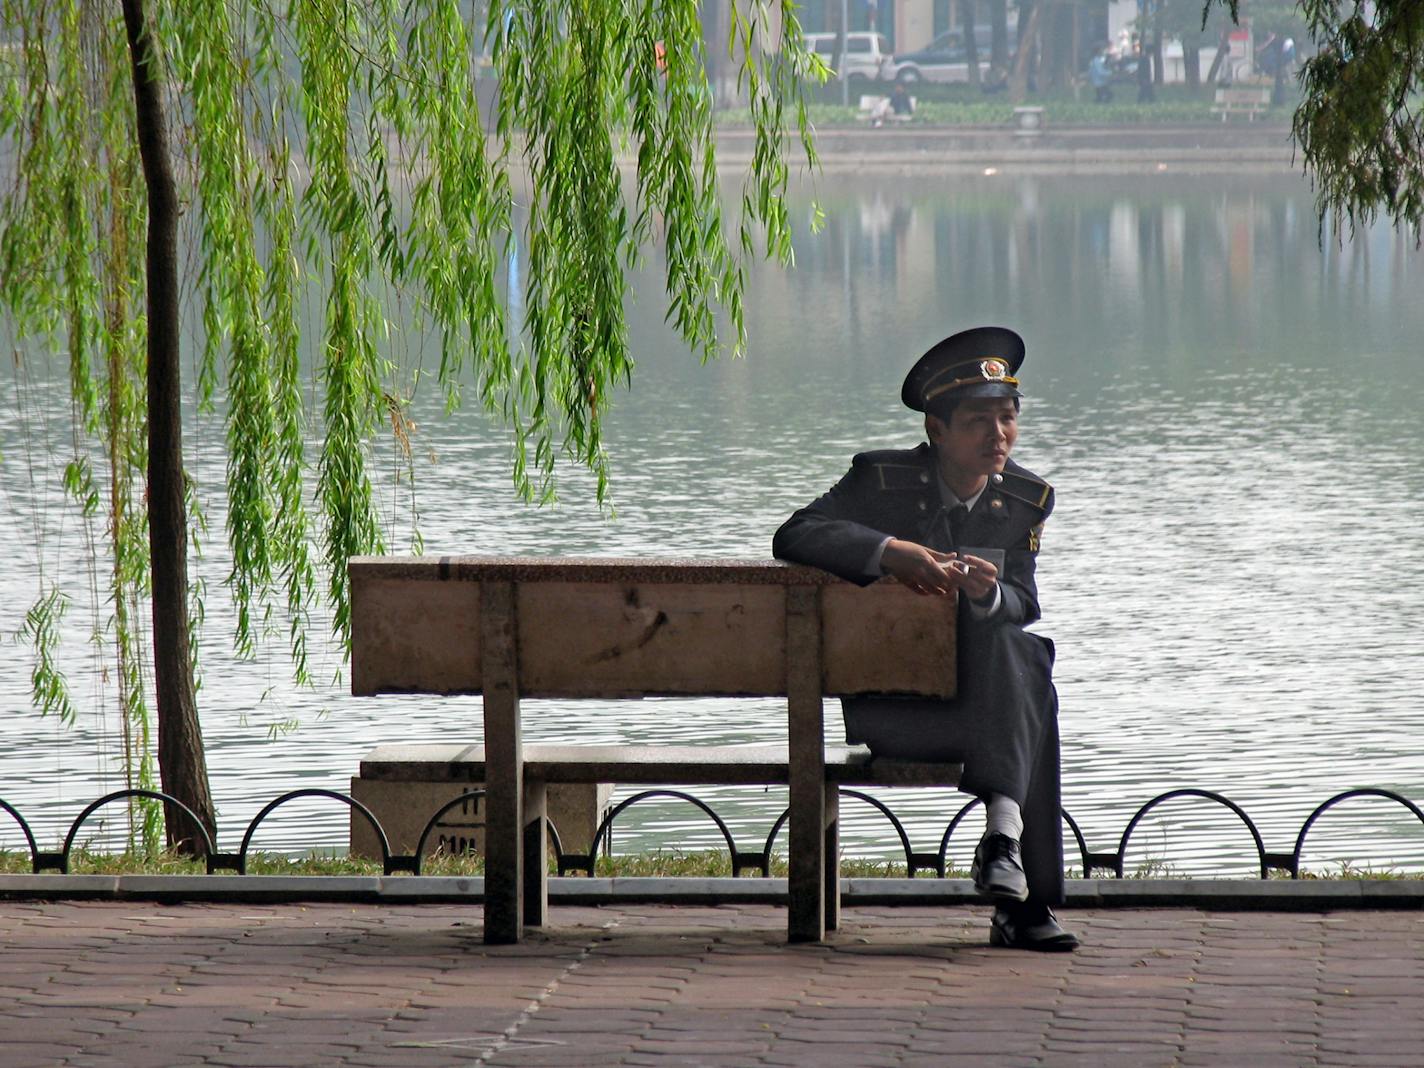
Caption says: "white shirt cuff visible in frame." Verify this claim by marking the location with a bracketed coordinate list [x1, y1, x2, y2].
[968, 582, 1002, 619]
[868, 536, 893, 576]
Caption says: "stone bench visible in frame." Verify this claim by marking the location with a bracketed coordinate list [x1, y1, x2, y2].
[1212, 85, 1272, 121]
[349, 556, 962, 944]
[356, 740, 961, 877]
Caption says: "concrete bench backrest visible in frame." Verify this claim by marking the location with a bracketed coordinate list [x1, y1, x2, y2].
[350, 556, 956, 700]
[1215, 87, 1271, 104]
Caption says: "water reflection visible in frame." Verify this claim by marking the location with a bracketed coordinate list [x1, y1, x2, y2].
[3, 170, 1423, 876]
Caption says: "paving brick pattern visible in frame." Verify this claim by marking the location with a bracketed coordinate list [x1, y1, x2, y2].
[0, 902, 1420, 1067]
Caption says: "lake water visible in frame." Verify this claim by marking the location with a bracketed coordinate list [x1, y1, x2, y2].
[4, 168, 1424, 877]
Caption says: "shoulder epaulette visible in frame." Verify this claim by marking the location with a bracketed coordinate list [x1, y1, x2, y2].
[995, 468, 1053, 511]
[852, 445, 933, 492]
[872, 462, 932, 491]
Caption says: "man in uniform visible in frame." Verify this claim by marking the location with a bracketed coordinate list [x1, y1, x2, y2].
[772, 325, 1077, 951]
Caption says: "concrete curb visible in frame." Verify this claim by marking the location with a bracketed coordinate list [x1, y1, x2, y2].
[711, 123, 1298, 173]
[1, 874, 1419, 909]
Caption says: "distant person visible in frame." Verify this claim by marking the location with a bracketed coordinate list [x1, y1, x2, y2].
[870, 82, 914, 127]
[890, 81, 915, 116]
[774, 327, 1077, 952]
[1255, 32, 1282, 77]
[1088, 45, 1114, 103]
[1275, 36, 1298, 105]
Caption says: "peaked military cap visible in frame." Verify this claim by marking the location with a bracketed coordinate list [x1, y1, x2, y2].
[901, 326, 1025, 416]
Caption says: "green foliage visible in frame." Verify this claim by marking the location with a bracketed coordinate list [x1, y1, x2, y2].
[5, 847, 1412, 880]
[17, 586, 77, 725]
[760, 89, 1284, 128]
[1296, 860, 1407, 880]
[1157, 0, 1236, 46]
[590, 850, 968, 878]
[1292, 0, 1424, 238]
[1204, 0, 1424, 237]
[1243, 0, 1310, 39]
[0, 0, 160, 850]
[0, 847, 972, 879]
[1, 1, 815, 783]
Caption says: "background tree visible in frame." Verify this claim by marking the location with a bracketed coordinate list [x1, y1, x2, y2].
[1158, 0, 1237, 90]
[989, 0, 1011, 72]
[0, 0, 820, 854]
[1134, 0, 1158, 101]
[1241, 0, 1308, 102]
[1008, 0, 1043, 101]
[962, 0, 982, 90]
[1206, 0, 1422, 238]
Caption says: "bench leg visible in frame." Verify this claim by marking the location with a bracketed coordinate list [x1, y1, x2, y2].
[522, 779, 548, 927]
[788, 774, 825, 943]
[823, 785, 841, 932]
[484, 765, 523, 944]
[785, 585, 826, 944]
[481, 580, 524, 945]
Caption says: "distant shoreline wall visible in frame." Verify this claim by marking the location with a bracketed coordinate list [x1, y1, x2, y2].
[712, 123, 1297, 175]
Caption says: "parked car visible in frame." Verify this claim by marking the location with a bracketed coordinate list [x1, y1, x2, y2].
[804, 31, 894, 83]
[888, 28, 998, 84]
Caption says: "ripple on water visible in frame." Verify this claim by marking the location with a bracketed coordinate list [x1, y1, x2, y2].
[2, 174, 1423, 874]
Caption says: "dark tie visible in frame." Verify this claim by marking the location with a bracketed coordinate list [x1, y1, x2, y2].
[947, 503, 969, 548]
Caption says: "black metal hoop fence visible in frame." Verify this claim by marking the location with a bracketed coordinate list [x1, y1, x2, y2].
[2, 785, 1422, 880]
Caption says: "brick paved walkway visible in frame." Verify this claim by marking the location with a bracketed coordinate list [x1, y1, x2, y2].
[0, 902, 1420, 1067]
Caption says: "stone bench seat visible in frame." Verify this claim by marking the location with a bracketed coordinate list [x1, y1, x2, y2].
[361, 743, 962, 788]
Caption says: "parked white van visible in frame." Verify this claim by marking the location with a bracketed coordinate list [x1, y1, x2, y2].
[803, 31, 893, 83]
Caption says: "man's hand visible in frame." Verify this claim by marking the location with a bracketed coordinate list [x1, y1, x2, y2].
[881, 539, 957, 595]
[882, 540, 1001, 601]
[957, 553, 1000, 604]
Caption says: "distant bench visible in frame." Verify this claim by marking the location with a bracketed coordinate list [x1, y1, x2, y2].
[1212, 85, 1272, 121]
[349, 556, 962, 945]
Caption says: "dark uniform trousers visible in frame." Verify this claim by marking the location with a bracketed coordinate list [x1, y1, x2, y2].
[774, 444, 1065, 907]
[843, 622, 1064, 906]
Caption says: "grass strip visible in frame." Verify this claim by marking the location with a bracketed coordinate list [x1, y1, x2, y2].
[720, 84, 1299, 128]
[0, 848, 1409, 880]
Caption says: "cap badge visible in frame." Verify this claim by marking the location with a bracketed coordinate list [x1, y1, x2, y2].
[981, 359, 1008, 380]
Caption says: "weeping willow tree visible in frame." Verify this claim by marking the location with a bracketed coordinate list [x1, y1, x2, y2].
[0, 0, 821, 855]
[1205, 0, 1424, 239]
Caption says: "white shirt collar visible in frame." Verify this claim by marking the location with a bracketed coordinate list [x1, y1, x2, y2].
[937, 471, 987, 513]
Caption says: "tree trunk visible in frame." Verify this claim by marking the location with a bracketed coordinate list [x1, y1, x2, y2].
[1206, 30, 1230, 84]
[1008, 0, 1041, 102]
[121, 0, 216, 857]
[962, 0, 981, 89]
[1048, 2, 1073, 91]
[990, 0, 1009, 71]
[700, 0, 734, 108]
[1184, 42, 1201, 91]
[1136, 29, 1155, 101]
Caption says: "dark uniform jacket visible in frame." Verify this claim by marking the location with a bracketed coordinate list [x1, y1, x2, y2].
[771, 442, 1053, 620]
[773, 442, 1065, 904]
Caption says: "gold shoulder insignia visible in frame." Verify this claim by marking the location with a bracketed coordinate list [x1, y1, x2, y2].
[996, 470, 1053, 511]
[875, 463, 931, 491]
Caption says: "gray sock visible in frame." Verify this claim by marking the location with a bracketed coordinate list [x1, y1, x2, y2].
[985, 794, 1024, 841]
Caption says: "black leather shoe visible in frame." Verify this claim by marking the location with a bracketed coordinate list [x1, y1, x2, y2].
[990, 903, 1080, 952]
[971, 832, 1029, 903]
